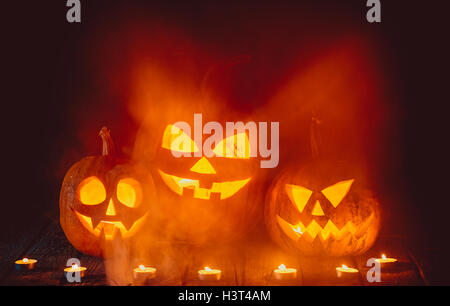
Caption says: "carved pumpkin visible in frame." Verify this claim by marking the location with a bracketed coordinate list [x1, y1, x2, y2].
[131, 57, 269, 244]
[60, 127, 156, 256]
[264, 118, 381, 256]
[265, 161, 380, 256]
[134, 116, 264, 244]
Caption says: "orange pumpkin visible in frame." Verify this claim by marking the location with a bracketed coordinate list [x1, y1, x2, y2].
[265, 161, 380, 256]
[264, 117, 381, 256]
[60, 127, 156, 256]
[134, 115, 265, 245]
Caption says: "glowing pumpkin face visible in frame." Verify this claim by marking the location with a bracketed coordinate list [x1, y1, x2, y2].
[134, 118, 263, 244]
[60, 128, 156, 256]
[265, 162, 380, 256]
[158, 124, 253, 201]
[71, 173, 147, 240]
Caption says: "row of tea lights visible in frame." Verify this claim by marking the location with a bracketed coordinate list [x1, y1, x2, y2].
[15, 254, 398, 281]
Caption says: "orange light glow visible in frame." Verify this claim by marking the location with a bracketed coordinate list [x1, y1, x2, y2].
[285, 184, 312, 213]
[311, 200, 325, 216]
[117, 178, 142, 208]
[190, 157, 216, 174]
[106, 199, 116, 216]
[336, 264, 359, 274]
[162, 124, 199, 153]
[74, 210, 148, 240]
[375, 254, 397, 264]
[273, 264, 297, 280]
[277, 215, 369, 241]
[77, 176, 106, 205]
[212, 132, 251, 159]
[198, 266, 221, 280]
[293, 226, 303, 235]
[321, 179, 354, 208]
[158, 170, 251, 200]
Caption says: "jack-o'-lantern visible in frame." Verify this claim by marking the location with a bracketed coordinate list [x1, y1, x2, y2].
[131, 56, 269, 244]
[60, 127, 156, 256]
[134, 116, 264, 244]
[264, 118, 381, 256]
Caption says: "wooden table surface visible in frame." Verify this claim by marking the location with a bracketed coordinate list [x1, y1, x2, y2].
[0, 215, 429, 286]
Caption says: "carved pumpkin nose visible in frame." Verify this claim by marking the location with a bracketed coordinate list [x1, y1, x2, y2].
[190, 157, 216, 174]
[106, 199, 117, 216]
[311, 200, 325, 216]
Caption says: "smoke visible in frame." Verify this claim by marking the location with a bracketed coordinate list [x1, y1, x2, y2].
[58, 2, 397, 285]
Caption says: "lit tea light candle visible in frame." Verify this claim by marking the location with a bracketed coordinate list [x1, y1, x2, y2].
[336, 264, 359, 278]
[273, 264, 297, 281]
[133, 264, 156, 281]
[15, 257, 37, 271]
[375, 254, 398, 270]
[64, 264, 87, 278]
[198, 266, 221, 281]
[375, 254, 397, 264]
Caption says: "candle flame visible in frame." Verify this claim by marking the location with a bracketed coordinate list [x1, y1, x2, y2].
[179, 179, 196, 187]
[204, 267, 212, 272]
[293, 226, 303, 235]
[139, 265, 146, 270]
[341, 264, 349, 270]
[72, 264, 78, 269]
[23, 258, 29, 263]
[382, 254, 387, 259]
[278, 264, 286, 271]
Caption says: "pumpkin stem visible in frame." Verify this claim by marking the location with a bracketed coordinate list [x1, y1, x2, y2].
[310, 112, 322, 161]
[99, 127, 115, 156]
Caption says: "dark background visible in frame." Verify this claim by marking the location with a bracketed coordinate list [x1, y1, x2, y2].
[2, 0, 449, 269]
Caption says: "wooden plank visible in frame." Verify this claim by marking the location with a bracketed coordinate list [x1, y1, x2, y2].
[1, 217, 431, 286]
[299, 255, 362, 286]
[183, 243, 238, 286]
[0, 217, 50, 281]
[128, 241, 186, 286]
[1, 219, 105, 286]
[234, 237, 303, 286]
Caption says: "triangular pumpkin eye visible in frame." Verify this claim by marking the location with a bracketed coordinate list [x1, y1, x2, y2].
[161, 124, 199, 153]
[212, 132, 251, 159]
[321, 179, 354, 208]
[285, 184, 312, 213]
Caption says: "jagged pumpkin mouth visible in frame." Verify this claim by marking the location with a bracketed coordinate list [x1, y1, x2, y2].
[158, 169, 251, 200]
[276, 215, 375, 242]
[73, 210, 147, 240]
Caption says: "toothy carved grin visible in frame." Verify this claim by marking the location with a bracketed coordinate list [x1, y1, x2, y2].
[276, 215, 374, 242]
[74, 210, 147, 240]
[158, 170, 251, 200]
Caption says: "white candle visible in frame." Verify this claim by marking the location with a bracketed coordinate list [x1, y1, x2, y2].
[15, 258, 37, 271]
[375, 254, 398, 270]
[198, 267, 221, 281]
[273, 264, 297, 281]
[375, 254, 397, 264]
[133, 265, 157, 280]
[336, 264, 359, 279]
[64, 264, 87, 278]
